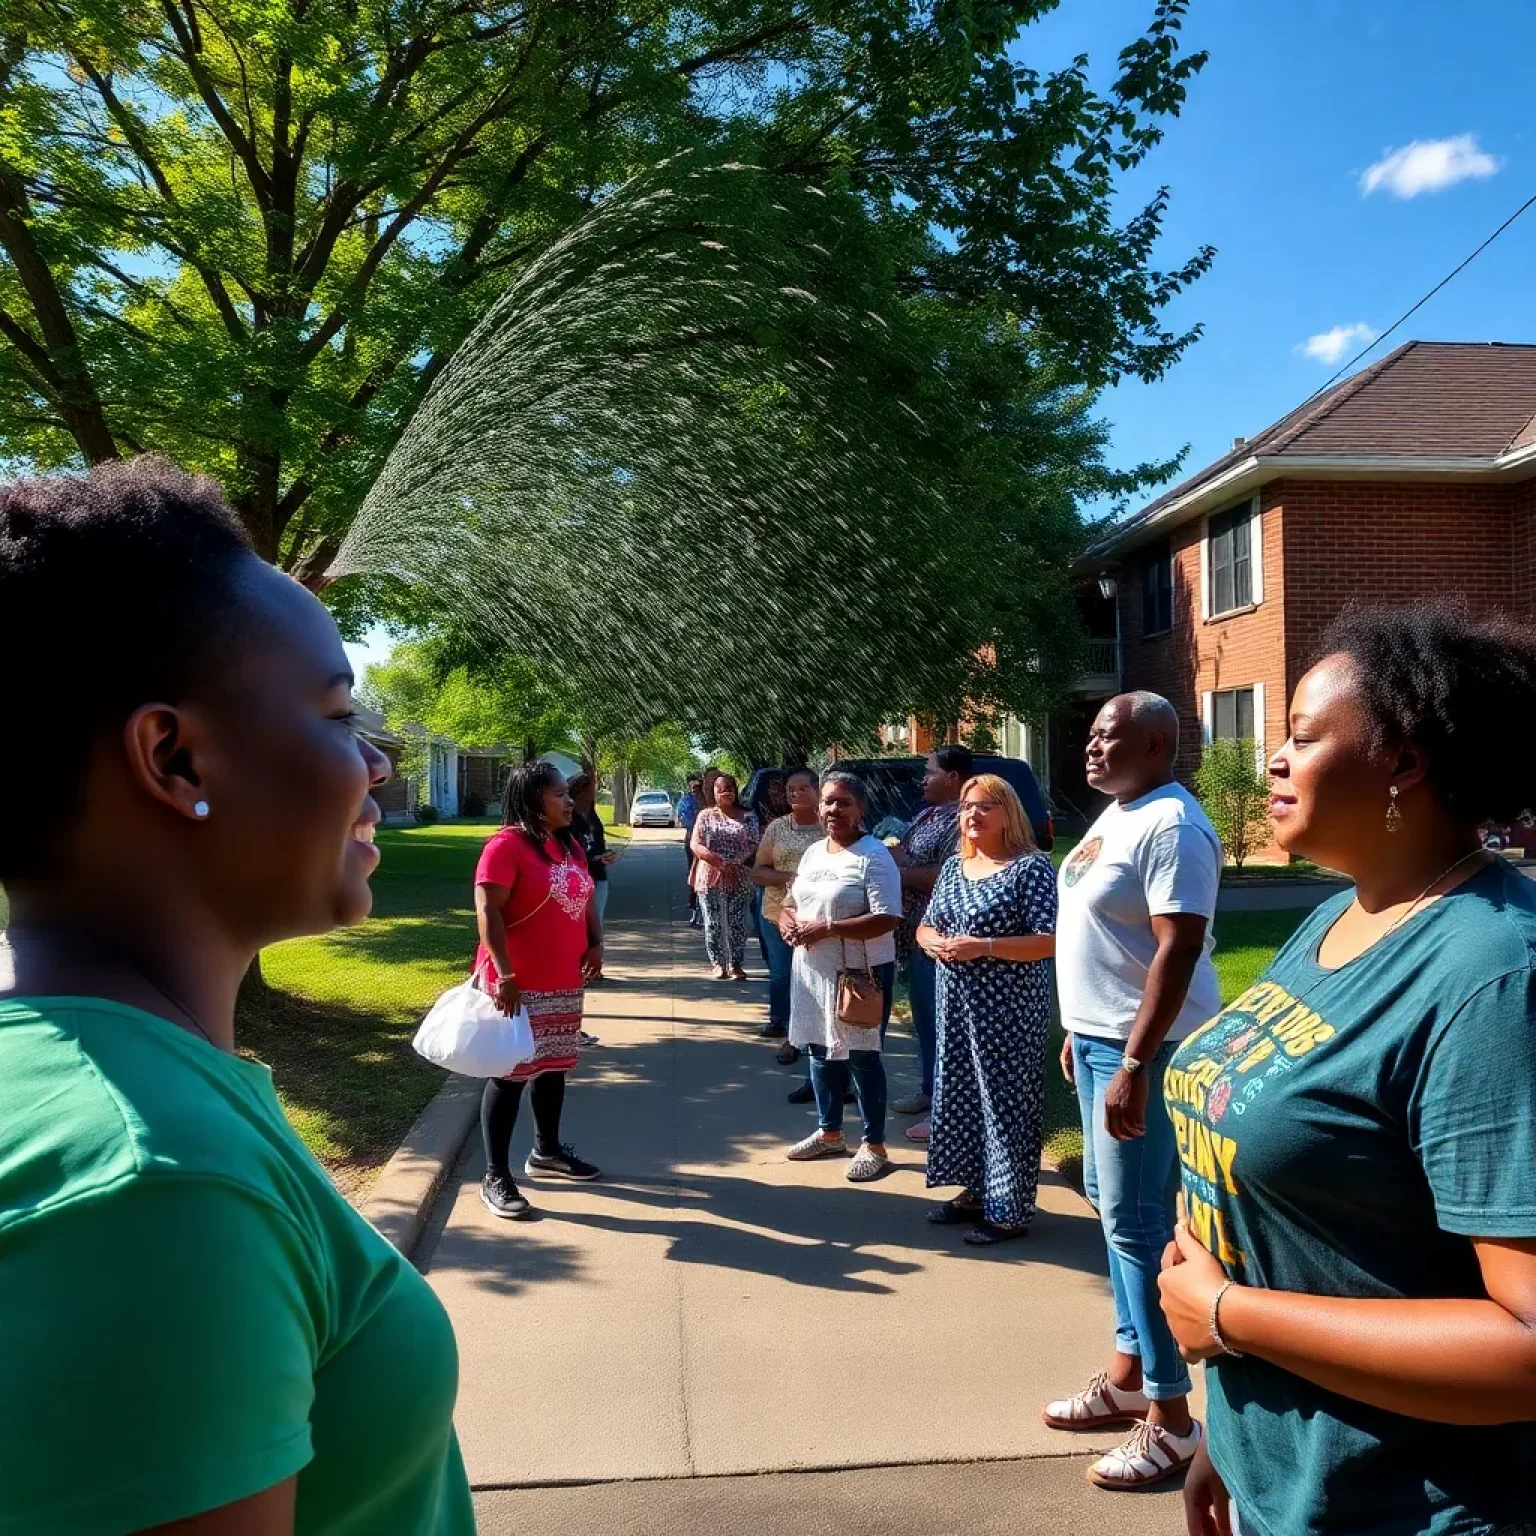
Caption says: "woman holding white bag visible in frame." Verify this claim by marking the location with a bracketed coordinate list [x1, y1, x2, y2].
[475, 760, 605, 1221]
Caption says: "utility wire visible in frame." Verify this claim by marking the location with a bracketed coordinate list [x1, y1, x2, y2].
[1311, 188, 1536, 400]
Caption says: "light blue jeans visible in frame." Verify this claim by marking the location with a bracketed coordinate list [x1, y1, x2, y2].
[1073, 1033, 1191, 1401]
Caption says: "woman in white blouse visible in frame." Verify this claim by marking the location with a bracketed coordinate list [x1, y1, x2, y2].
[780, 771, 903, 1181]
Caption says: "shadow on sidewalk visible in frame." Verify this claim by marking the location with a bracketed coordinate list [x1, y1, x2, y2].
[423, 1025, 1105, 1298]
[420, 832, 1108, 1301]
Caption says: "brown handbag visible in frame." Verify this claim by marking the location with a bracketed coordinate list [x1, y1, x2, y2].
[836, 941, 884, 1028]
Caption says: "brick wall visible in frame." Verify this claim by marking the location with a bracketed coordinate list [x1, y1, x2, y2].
[1280, 479, 1523, 692]
[1116, 487, 1287, 782]
[1513, 478, 1536, 618]
[460, 753, 509, 811]
[370, 742, 411, 817]
[1111, 476, 1535, 859]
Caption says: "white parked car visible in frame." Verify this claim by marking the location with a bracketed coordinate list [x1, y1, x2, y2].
[630, 790, 675, 828]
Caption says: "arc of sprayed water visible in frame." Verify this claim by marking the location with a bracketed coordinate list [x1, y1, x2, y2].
[330, 150, 956, 728]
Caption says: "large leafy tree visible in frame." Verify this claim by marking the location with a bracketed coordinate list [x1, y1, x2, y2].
[0, 0, 1209, 577]
[358, 636, 575, 773]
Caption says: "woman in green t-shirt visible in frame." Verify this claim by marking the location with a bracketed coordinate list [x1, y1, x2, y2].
[1157, 604, 1536, 1536]
[0, 459, 475, 1535]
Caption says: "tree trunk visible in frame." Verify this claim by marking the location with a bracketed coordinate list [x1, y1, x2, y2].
[611, 762, 633, 824]
[0, 168, 121, 464]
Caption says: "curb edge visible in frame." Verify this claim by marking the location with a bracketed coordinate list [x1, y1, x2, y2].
[359, 1072, 481, 1259]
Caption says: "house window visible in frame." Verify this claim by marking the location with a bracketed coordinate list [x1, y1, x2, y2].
[1208, 503, 1254, 616]
[1141, 542, 1173, 634]
[1211, 687, 1256, 743]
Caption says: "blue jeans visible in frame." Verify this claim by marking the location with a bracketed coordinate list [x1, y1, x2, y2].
[906, 949, 938, 1098]
[1073, 1033, 1191, 1401]
[753, 887, 772, 965]
[807, 961, 895, 1143]
[761, 914, 795, 1028]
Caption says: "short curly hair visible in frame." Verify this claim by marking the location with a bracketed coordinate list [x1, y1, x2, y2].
[0, 457, 254, 881]
[1317, 603, 1536, 827]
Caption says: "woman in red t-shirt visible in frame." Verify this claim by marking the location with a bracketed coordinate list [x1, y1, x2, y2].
[473, 761, 603, 1219]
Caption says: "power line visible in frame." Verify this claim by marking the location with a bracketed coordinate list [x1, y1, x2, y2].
[1311, 188, 1536, 400]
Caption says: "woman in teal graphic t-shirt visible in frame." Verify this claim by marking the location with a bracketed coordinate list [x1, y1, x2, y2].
[1158, 605, 1536, 1536]
[0, 460, 475, 1535]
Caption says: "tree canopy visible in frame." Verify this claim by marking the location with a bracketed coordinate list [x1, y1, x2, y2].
[1, 0, 1208, 552]
[1, 0, 1213, 756]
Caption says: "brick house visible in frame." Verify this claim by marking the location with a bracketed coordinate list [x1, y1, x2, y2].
[1053, 340, 1536, 832]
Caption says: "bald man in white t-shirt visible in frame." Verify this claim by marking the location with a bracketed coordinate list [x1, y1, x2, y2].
[1043, 691, 1223, 1492]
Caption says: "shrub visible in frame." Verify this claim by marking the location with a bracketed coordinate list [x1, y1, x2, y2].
[415, 803, 442, 824]
[1194, 738, 1271, 870]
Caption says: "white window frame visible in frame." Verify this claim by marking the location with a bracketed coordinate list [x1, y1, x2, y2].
[1201, 496, 1264, 621]
[1201, 683, 1268, 768]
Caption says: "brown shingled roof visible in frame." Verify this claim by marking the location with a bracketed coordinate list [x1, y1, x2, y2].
[1109, 340, 1536, 539]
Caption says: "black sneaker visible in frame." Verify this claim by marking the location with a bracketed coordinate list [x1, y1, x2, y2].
[525, 1143, 602, 1181]
[481, 1169, 532, 1220]
[787, 1081, 815, 1105]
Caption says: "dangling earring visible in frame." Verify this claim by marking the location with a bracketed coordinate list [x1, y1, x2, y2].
[1385, 785, 1401, 834]
[193, 800, 210, 819]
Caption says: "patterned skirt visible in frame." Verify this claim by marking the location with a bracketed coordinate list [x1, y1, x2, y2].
[504, 987, 583, 1081]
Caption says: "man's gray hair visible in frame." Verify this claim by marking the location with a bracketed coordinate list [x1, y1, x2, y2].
[1120, 691, 1180, 758]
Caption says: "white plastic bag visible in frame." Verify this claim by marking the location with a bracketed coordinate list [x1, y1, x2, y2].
[412, 975, 535, 1078]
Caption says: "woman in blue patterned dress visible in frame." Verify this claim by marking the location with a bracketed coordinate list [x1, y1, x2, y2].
[918, 774, 1058, 1244]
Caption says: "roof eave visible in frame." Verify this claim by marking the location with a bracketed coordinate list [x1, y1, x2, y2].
[1082, 450, 1534, 565]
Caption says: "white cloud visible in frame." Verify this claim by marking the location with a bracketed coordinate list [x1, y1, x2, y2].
[1298, 323, 1377, 365]
[1360, 134, 1499, 198]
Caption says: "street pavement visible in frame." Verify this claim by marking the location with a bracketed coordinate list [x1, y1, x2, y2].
[417, 829, 1190, 1534]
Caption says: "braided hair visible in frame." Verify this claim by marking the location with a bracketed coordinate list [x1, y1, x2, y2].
[1319, 603, 1536, 827]
[500, 760, 579, 862]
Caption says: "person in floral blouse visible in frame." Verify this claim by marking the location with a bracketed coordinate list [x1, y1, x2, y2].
[890, 744, 972, 1138]
[689, 772, 761, 980]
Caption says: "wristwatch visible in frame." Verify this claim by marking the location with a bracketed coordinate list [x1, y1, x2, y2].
[1121, 1053, 1144, 1075]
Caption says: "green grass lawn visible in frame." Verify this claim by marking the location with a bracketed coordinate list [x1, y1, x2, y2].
[239, 820, 495, 1196]
[247, 811, 634, 1196]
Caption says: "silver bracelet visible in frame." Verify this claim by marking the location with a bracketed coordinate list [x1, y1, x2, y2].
[1209, 1279, 1244, 1358]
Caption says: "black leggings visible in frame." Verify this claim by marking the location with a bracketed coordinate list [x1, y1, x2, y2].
[481, 1073, 565, 1171]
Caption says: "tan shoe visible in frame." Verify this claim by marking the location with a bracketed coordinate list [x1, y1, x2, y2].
[1041, 1370, 1150, 1431]
[1086, 1419, 1202, 1490]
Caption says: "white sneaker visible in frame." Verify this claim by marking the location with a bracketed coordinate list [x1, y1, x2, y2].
[1041, 1370, 1150, 1431]
[1086, 1418, 1202, 1490]
[845, 1143, 891, 1182]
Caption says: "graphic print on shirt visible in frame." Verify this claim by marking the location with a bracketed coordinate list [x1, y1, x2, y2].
[548, 856, 594, 920]
[1060, 836, 1102, 889]
[1164, 980, 1338, 1276]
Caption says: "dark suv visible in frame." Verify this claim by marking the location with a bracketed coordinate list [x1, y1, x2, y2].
[746, 757, 1053, 852]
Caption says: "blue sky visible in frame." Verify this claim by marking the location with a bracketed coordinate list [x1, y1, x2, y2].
[351, 0, 1534, 678]
[1025, 0, 1536, 506]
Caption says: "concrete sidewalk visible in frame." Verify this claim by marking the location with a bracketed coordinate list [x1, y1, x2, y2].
[418, 830, 1188, 1531]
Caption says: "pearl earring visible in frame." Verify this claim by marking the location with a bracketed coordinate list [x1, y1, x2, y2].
[193, 801, 210, 819]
